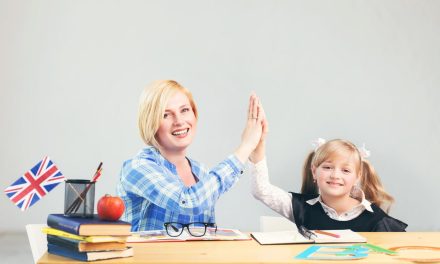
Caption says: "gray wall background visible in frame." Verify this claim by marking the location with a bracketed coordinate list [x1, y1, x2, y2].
[1, 0, 439, 232]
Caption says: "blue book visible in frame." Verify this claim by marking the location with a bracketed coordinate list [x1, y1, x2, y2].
[47, 235, 127, 252]
[47, 243, 133, 261]
[47, 214, 131, 236]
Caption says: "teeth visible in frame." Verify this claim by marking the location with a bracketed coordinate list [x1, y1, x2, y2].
[172, 129, 188, 136]
[328, 182, 343, 186]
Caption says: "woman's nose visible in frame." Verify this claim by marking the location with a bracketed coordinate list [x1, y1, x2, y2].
[173, 114, 184, 125]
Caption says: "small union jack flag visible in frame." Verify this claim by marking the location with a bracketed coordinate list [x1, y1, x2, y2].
[4, 156, 65, 211]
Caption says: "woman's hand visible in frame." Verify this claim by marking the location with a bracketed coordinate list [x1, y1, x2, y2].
[234, 94, 264, 163]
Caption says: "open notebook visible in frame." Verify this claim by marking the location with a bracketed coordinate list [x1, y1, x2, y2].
[128, 228, 250, 243]
[251, 229, 366, 245]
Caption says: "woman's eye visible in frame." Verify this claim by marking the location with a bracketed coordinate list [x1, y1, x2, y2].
[323, 166, 332, 170]
[182, 107, 190, 113]
[163, 113, 169, 119]
[343, 169, 351, 173]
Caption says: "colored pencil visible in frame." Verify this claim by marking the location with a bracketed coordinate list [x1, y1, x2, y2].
[314, 230, 340, 238]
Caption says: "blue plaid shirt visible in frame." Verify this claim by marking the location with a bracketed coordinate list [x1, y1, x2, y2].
[116, 146, 244, 231]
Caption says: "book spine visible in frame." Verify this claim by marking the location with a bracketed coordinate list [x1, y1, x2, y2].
[47, 235, 81, 251]
[47, 243, 87, 261]
[47, 214, 81, 235]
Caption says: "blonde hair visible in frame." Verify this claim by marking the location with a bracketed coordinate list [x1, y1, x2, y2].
[138, 80, 198, 149]
[301, 139, 394, 212]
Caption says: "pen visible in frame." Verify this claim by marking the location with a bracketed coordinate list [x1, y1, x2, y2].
[314, 230, 340, 238]
[298, 225, 316, 239]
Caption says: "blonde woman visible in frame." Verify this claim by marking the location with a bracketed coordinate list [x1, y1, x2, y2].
[117, 80, 264, 231]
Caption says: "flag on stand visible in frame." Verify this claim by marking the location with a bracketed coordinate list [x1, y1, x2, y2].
[4, 156, 65, 211]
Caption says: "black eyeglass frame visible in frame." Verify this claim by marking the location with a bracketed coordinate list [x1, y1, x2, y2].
[163, 222, 217, 237]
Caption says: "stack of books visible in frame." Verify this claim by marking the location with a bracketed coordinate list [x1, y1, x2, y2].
[43, 214, 133, 261]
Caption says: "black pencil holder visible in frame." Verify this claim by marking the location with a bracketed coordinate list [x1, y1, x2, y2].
[64, 179, 95, 218]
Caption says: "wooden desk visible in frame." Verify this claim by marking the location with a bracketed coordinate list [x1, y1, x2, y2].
[38, 232, 440, 263]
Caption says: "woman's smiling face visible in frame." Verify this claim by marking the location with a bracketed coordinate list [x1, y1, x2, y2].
[155, 91, 197, 154]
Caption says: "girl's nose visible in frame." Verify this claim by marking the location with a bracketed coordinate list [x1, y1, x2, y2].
[329, 170, 340, 179]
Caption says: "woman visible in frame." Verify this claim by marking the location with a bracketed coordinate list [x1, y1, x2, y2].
[116, 80, 264, 231]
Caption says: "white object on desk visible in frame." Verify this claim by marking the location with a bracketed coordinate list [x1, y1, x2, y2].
[251, 229, 367, 245]
[26, 224, 47, 264]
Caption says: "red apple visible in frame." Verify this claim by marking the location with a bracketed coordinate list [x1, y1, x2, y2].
[97, 194, 125, 221]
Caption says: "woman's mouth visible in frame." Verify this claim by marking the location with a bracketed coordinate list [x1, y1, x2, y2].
[172, 128, 189, 137]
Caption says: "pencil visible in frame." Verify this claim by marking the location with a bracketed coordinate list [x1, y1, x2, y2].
[92, 162, 103, 182]
[314, 230, 340, 238]
[66, 162, 103, 214]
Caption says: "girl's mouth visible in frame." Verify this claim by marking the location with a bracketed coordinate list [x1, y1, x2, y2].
[326, 181, 343, 186]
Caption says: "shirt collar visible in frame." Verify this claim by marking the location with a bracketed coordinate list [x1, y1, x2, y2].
[139, 146, 200, 181]
[306, 189, 374, 213]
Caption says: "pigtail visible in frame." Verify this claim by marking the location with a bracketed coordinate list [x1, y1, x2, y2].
[301, 151, 318, 195]
[361, 159, 394, 213]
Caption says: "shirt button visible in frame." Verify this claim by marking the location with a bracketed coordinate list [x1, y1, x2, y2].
[345, 213, 348, 216]
[181, 201, 186, 204]
[240, 170, 243, 174]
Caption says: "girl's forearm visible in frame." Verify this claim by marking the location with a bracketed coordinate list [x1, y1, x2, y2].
[250, 140, 266, 163]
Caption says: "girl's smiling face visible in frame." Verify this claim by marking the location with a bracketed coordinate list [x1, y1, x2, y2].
[312, 150, 359, 199]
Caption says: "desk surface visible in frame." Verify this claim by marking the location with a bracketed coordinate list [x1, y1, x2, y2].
[38, 232, 440, 264]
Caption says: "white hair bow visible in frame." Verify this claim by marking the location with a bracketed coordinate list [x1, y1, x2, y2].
[311, 138, 326, 152]
[359, 143, 371, 159]
[311, 138, 371, 159]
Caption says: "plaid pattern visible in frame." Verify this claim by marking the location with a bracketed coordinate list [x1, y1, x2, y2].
[116, 146, 244, 231]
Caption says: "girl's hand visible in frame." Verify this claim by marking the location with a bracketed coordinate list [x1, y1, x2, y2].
[250, 101, 268, 163]
[234, 93, 264, 163]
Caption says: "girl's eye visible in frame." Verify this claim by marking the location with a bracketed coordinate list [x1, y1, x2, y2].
[343, 169, 351, 173]
[323, 166, 332, 170]
[182, 107, 190, 113]
[163, 113, 169, 119]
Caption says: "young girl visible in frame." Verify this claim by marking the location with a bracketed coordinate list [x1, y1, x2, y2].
[116, 80, 264, 231]
[250, 115, 407, 231]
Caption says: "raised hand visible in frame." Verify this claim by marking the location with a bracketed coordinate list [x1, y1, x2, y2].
[250, 100, 268, 163]
[234, 93, 264, 163]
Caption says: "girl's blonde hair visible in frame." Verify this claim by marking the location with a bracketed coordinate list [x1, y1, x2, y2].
[301, 139, 394, 212]
[138, 80, 198, 149]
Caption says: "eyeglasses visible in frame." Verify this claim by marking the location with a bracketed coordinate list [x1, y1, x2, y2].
[164, 222, 217, 237]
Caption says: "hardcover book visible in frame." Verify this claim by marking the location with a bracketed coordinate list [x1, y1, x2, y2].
[47, 243, 133, 261]
[42, 227, 128, 243]
[47, 235, 127, 252]
[47, 214, 131, 236]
